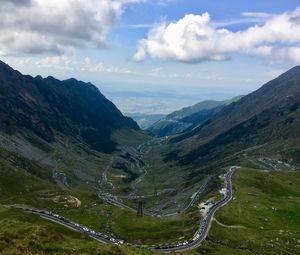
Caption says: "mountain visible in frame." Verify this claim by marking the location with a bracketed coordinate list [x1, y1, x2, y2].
[148, 97, 242, 136]
[126, 113, 166, 129]
[0, 60, 139, 154]
[0, 62, 299, 255]
[0, 60, 150, 192]
[166, 66, 300, 167]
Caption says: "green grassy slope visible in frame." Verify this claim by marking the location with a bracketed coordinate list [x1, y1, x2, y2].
[0, 207, 155, 255]
[0, 146, 199, 249]
[1, 148, 299, 255]
[199, 168, 300, 255]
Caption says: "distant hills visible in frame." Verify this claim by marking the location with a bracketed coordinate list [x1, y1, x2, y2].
[166, 66, 300, 167]
[126, 113, 166, 129]
[0, 60, 139, 154]
[148, 97, 242, 136]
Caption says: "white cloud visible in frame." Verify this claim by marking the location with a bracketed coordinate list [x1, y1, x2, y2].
[0, 0, 141, 56]
[154, 0, 174, 6]
[134, 8, 300, 63]
[124, 23, 156, 29]
[133, 46, 147, 61]
[81, 57, 138, 75]
[31, 56, 138, 75]
[241, 12, 274, 19]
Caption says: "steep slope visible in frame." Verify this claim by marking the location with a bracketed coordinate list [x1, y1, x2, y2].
[0, 60, 150, 193]
[148, 97, 241, 136]
[0, 60, 139, 154]
[167, 66, 300, 166]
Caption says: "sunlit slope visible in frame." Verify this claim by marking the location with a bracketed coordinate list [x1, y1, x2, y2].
[199, 168, 300, 255]
[167, 66, 300, 167]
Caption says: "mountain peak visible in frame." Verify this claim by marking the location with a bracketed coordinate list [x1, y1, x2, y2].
[44, 75, 59, 82]
[64, 77, 79, 83]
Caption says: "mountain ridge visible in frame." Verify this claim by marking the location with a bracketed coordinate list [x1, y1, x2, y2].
[0, 60, 139, 154]
[148, 97, 242, 136]
[166, 65, 300, 166]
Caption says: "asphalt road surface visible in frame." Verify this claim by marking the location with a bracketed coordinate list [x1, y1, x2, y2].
[17, 207, 125, 246]
[151, 166, 237, 252]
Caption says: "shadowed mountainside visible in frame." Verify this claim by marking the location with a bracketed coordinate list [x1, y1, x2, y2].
[148, 97, 242, 137]
[0, 60, 139, 154]
[166, 66, 300, 166]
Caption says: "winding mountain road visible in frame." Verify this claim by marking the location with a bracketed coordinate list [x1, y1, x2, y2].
[17, 208, 125, 245]
[151, 166, 237, 252]
[16, 166, 237, 252]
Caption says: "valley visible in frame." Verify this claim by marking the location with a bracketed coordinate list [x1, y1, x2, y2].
[0, 61, 300, 255]
[1, 164, 299, 255]
[1, 0, 300, 254]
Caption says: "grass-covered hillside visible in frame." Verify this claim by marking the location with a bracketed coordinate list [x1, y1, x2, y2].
[0, 207, 155, 255]
[199, 168, 300, 255]
[1, 162, 299, 255]
[0, 146, 199, 251]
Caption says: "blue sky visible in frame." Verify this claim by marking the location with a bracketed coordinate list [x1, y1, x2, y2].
[1, 0, 300, 114]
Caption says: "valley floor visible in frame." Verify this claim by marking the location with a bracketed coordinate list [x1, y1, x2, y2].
[1, 166, 299, 255]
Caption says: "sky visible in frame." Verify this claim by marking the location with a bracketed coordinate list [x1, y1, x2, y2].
[1, 0, 300, 114]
